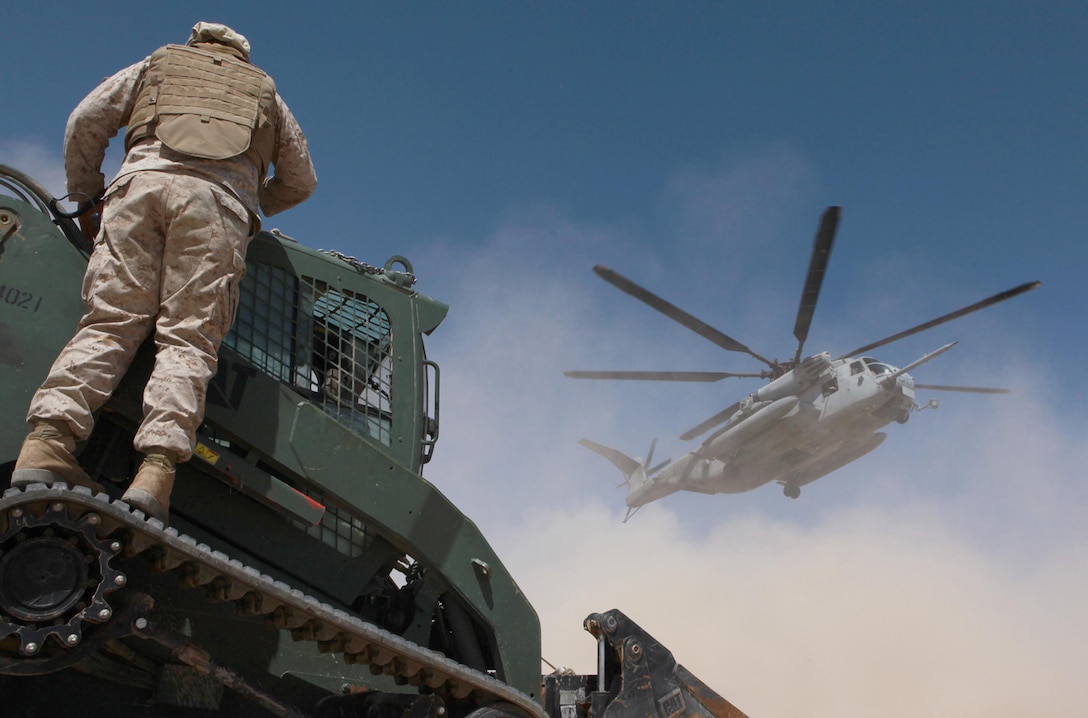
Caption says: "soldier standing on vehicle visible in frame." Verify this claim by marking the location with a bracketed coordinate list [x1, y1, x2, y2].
[11, 22, 317, 524]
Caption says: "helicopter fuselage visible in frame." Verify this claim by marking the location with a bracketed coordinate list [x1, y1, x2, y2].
[629, 355, 915, 504]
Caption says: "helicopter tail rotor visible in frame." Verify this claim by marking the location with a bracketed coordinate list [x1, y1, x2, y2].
[577, 439, 655, 514]
[644, 438, 657, 472]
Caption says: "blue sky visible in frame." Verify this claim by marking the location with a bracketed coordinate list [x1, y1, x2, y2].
[3, 3, 1086, 715]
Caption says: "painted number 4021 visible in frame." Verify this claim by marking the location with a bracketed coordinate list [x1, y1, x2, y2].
[0, 285, 44, 312]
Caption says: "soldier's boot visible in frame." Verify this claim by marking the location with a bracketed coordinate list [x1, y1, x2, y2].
[11, 420, 103, 491]
[122, 453, 176, 525]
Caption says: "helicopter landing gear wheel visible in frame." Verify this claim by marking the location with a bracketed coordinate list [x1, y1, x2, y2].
[783, 484, 800, 499]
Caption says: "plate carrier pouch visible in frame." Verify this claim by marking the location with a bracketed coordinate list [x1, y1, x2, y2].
[125, 43, 276, 177]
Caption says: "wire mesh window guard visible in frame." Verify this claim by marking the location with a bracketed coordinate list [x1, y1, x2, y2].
[223, 263, 394, 446]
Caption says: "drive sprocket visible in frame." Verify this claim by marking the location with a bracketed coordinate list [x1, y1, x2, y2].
[0, 486, 126, 657]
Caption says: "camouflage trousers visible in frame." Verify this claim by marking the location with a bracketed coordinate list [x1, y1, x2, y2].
[27, 171, 252, 462]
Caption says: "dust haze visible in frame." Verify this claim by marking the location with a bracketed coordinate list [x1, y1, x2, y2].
[420, 150, 1085, 717]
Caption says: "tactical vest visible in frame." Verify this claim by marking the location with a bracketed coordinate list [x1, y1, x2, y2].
[125, 44, 276, 176]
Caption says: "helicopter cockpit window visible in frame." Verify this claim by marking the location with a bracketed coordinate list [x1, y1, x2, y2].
[861, 358, 895, 377]
[850, 361, 866, 376]
[221, 265, 394, 446]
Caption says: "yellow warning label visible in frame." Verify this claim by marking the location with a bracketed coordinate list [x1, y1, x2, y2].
[194, 443, 220, 465]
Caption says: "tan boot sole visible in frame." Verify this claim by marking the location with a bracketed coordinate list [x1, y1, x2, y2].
[122, 487, 168, 525]
[11, 468, 105, 493]
[11, 467, 64, 487]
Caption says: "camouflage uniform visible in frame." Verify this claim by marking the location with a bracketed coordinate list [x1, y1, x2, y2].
[26, 26, 316, 463]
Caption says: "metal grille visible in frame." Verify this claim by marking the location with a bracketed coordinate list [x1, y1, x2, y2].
[305, 278, 394, 446]
[223, 264, 394, 446]
[227, 262, 298, 384]
[292, 487, 374, 558]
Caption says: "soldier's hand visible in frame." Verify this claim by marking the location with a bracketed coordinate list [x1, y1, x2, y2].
[78, 200, 102, 243]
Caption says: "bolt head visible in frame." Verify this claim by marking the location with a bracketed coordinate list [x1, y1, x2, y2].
[10, 508, 23, 519]
[86, 514, 100, 525]
[51, 502, 64, 512]
[110, 541, 122, 552]
[134, 617, 148, 630]
[113, 574, 127, 587]
[98, 608, 112, 620]
[24, 642, 38, 654]
[66, 633, 80, 646]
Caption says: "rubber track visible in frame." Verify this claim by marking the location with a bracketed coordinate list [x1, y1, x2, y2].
[0, 484, 545, 718]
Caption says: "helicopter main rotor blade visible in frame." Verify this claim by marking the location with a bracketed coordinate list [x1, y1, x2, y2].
[679, 400, 742, 441]
[842, 280, 1041, 358]
[564, 370, 766, 382]
[914, 383, 1010, 394]
[792, 206, 841, 363]
[593, 265, 776, 367]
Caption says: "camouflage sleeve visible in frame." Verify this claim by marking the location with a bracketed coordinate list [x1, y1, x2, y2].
[259, 94, 317, 217]
[62, 59, 147, 201]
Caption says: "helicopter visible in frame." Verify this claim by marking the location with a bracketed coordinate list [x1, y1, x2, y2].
[566, 207, 1040, 520]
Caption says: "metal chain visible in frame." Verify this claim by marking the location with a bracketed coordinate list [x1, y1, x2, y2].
[320, 249, 383, 275]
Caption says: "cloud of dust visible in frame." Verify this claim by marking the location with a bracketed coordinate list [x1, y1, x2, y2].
[498, 501, 1086, 717]
[420, 149, 1086, 717]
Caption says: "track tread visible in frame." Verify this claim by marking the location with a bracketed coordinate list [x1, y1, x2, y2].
[0, 485, 545, 718]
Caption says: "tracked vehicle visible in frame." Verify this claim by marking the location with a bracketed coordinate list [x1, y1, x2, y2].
[0, 165, 747, 718]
